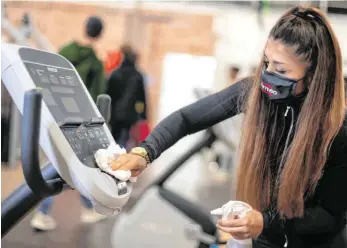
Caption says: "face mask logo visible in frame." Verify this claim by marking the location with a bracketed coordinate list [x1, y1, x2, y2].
[260, 82, 278, 96]
[260, 70, 306, 106]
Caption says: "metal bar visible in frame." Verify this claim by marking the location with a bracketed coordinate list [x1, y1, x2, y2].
[1, 163, 63, 237]
[8, 105, 20, 167]
[1, 18, 29, 46]
[21, 90, 62, 197]
[153, 131, 216, 187]
[96, 94, 112, 123]
[3, 9, 30, 168]
[29, 24, 55, 51]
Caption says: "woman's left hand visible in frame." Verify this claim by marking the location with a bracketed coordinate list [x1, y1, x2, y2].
[216, 209, 264, 240]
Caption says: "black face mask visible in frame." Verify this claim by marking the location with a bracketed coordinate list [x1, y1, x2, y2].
[260, 70, 307, 106]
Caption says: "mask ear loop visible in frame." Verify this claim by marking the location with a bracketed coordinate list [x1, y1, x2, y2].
[291, 76, 306, 96]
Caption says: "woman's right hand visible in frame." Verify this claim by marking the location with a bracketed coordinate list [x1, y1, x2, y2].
[111, 153, 148, 177]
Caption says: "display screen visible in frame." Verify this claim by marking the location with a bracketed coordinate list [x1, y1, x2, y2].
[61, 97, 80, 113]
[24, 62, 98, 124]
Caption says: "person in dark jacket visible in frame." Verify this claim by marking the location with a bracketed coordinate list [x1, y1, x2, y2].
[110, 6, 347, 248]
[106, 44, 147, 148]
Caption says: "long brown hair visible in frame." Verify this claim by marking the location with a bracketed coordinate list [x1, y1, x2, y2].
[236, 6, 346, 218]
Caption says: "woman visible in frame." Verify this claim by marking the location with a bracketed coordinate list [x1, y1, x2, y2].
[111, 6, 347, 248]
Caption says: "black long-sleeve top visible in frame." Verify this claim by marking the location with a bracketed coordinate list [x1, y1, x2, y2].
[140, 78, 347, 248]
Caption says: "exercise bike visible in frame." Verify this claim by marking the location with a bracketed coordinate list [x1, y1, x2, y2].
[1, 43, 132, 236]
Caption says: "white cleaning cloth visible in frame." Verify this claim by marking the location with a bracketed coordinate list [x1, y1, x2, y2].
[94, 143, 137, 182]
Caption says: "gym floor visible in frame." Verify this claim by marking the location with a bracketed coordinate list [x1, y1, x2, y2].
[2, 133, 234, 248]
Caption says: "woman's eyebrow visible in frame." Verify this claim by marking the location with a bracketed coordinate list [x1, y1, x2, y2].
[264, 54, 286, 65]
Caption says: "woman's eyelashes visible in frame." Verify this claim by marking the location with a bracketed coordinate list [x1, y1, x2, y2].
[263, 61, 287, 75]
[277, 69, 287, 75]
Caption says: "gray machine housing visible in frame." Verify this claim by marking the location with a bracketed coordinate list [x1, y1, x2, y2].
[1, 43, 132, 215]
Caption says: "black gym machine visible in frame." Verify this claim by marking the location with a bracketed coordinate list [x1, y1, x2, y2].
[1, 91, 111, 237]
[1, 89, 227, 247]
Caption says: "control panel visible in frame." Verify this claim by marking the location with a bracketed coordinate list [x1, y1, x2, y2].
[62, 124, 110, 168]
[23, 62, 98, 124]
[22, 55, 110, 169]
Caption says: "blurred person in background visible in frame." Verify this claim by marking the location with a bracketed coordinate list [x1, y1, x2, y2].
[59, 16, 106, 101]
[129, 59, 152, 149]
[111, 6, 347, 248]
[31, 16, 107, 231]
[106, 44, 147, 149]
[104, 49, 123, 78]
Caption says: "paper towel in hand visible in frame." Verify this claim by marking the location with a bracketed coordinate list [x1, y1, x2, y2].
[94, 143, 137, 182]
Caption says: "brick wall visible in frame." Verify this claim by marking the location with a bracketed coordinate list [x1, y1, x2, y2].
[4, 1, 216, 126]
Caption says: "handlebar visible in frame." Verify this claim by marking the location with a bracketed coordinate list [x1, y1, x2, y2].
[21, 89, 64, 197]
[1, 163, 62, 237]
[96, 94, 111, 123]
[153, 130, 216, 187]
[2, 92, 113, 236]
